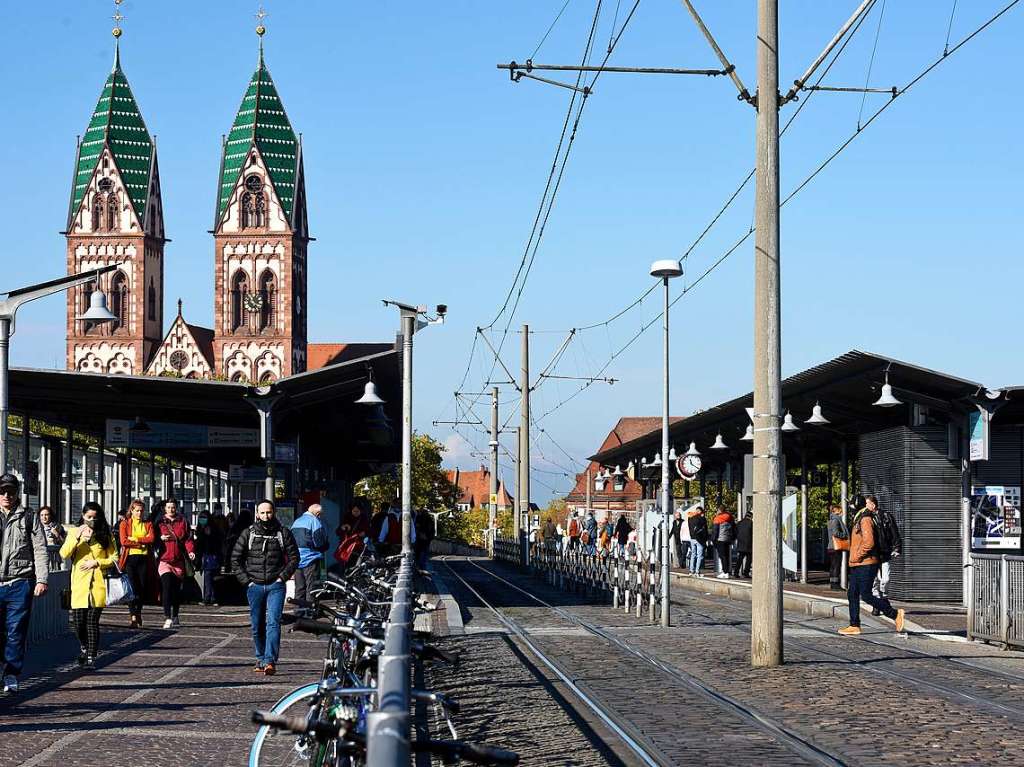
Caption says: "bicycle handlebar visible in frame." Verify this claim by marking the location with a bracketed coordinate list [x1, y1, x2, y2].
[413, 738, 519, 766]
[291, 617, 382, 646]
[251, 710, 344, 740]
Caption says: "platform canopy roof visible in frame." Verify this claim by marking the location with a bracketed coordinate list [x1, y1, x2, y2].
[590, 350, 1003, 469]
[10, 344, 399, 478]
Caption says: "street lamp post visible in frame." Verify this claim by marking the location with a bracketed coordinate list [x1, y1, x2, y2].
[0, 266, 120, 474]
[382, 300, 446, 555]
[650, 259, 683, 628]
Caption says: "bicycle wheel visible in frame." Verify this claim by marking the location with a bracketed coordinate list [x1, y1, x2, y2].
[249, 683, 322, 767]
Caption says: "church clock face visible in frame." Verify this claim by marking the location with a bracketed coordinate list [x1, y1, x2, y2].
[169, 350, 188, 371]
[245, 174, 263, 193]
[243, 292, 264, 313]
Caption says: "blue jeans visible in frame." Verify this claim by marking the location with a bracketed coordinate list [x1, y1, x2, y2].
[688, 541, 704, 573]
[247, 581, 286, 665]
[0, 579, 33, 677]
[847, 563, 896, 626]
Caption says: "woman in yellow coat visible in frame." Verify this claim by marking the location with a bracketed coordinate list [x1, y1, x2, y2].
[59, 501, 116, 669]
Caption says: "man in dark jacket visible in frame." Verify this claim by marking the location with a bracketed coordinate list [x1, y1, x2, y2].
[732, 512, 754, 578]
[231, 499, 299, 676]
[669, 510, 686, 568]
[686, 507, 709, 576]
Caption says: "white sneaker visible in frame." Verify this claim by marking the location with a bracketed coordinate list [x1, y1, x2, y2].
[171, 617, 181, 628]
[2, 675, 18, 693]
[716, 573, 728, 579]
[162, 619, 173, 630]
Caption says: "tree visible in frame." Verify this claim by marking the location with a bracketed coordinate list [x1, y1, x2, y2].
[357, 433, 460, 513]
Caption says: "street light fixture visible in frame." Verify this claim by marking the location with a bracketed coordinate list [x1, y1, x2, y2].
[382, 299, 446, 556]
[873, 372, 902, 407]
[711, 433, 728, 450]
[0, 266, 120, 473]
[805, 402, 830, 425]
[781, 412, 801, 432]
[650, 257, 683, 628]
[741, 425, 754, 442]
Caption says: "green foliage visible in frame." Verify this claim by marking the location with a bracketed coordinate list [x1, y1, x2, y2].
[357, 433, 460, 514]
[439, 508, 512, 547]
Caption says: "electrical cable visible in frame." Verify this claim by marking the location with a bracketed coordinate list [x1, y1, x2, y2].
[944, 0, 959, 55]
[857, 0, 886, 129]
[531, 0, 576, 60]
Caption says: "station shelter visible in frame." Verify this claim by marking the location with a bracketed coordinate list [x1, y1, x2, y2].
[590, 350, 1024, 605]
[4, 344, 401, 554]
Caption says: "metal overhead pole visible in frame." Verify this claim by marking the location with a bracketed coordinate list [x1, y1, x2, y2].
[659, 276, 672, 627]
[519, 324, 530, 565]
[751, 0, 784, 668]
[489, 386, 499, 553]
[401, 313, 415, 555]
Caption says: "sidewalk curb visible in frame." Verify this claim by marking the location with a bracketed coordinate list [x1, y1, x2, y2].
[425, 562, 465, 636]
[669, 571, 968, 644]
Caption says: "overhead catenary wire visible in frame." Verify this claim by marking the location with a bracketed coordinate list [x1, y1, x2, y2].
[857, 0, 887, 129]
[534, 0, 1019, 426]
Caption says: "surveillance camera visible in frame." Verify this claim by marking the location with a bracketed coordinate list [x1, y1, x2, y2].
[436, 304, 447, 316]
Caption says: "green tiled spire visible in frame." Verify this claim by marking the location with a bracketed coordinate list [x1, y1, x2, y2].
[71, 46, 154, 226]
[216, 52, 299, 225]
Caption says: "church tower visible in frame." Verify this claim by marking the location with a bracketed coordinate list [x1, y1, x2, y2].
[212, 27, 309, 383]
[65, 29, 165, 375]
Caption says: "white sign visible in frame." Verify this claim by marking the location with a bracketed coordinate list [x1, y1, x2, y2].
[781, 492, 798, 573]
[107, 419, 258, 449]
[969, 409, 990, 462]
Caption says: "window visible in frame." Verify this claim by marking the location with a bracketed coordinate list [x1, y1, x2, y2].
[109, 271, 129, 332]
[258, 269, 276, 332]
[259, 371, 276, 384]
[230, 270, 249, 331]
[230, 371, 248, 383]
[81, 281, 96, 334]
[240, 175, 266, 228]
[147, 279, 156, 322]
[91, 179, 118, 232]
[91, 196, 102, 230]
[105, 193, 118, 231]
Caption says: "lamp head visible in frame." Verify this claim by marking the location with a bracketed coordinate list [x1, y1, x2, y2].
[873, 374, 902, 407]
[711, 433, 728, 450]
[355, 380, 385, 405]
[77, 288, 118, 322]
[781, 412, 800, 432]
[741, 425, 754, 442]
[649, 259, 683, 279]
[805, 402, 830, 425]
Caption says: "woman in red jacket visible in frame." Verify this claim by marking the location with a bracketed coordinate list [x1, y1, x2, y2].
[118, 499, 155, 628]
[155, 498, 196, 630]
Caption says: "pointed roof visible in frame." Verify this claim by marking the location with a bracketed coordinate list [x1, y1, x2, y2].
[71, 46, 154, 227]
[216, 52, 299, 224]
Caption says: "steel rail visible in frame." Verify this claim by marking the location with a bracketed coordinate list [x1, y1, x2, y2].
[438, 558, 663, 767]
[457, 557, 846, 767]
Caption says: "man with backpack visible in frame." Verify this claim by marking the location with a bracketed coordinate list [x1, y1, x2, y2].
[232, 499, 299, 676]
[870, 496, 903, 615]
[0, 473, 49, 693]
[566, 513, 581, 551]
[839, 494, 905, 636]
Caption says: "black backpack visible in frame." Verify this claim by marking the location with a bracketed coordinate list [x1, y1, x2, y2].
[866, 511, 899, 561]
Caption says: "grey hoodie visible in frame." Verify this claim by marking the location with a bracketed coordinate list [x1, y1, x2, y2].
[1, 506, 50, 585]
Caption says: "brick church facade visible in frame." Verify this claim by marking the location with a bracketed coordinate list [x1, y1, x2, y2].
[65, 42, 309, 382]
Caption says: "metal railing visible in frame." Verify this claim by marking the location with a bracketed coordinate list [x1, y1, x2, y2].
[365, 552, 415, 766]
[502, 540, 663, 623]
[493, 532, 520, 566]
[967, 553, 1024, 650]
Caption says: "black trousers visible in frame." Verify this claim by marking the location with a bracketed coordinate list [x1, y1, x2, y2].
[292, 562, 320, 603]
[847, 563, 896, 626]
[73, 607, 103, 657]
[124, 555, 147, 619]
[160, 573, 183, 618]
[715, 542, 732, 574]
[733, 551, 752, 577]
[829, 550, 844, 585]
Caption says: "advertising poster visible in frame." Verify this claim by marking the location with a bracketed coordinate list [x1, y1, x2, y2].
[971, 486, 1022, 550]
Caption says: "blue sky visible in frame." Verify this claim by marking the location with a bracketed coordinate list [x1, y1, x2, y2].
[3, 2, 1022, 502]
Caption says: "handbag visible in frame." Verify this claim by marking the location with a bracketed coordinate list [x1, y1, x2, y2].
[60, 588, 72, 611]
[104, 564, 136, 606]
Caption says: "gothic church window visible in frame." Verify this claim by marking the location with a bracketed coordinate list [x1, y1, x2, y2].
[230, 270, 249, 332]
[81, 281, 96, 335]
[258, 269, 276, 332]
[110, 271, 129, 332]
[148, 279, 156, 322]
[241, 175, 266, 229]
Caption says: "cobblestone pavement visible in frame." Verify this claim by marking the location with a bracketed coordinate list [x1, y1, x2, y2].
[429, 556, 1024, 767]
[0, 605, 324, 767]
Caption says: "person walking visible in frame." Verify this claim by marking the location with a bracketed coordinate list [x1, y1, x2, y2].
[613, 513, 631, 558]
[414, 508, 436, 570]
[712, 506, 736, 579]
[686, 506, 708, 576]
[733, 511, 753, 579]
[566, 513, 582, 551]
[669, 510, 685, 569]
[60, 502, 116, 669]
[38, 506, 66, 572]
[377, 503, 413, 557]
[839, 495, 905, 636]
[290, 503, 329, 603]
[870, 498, 903, 615]
[583, 511, 598, 555]
[0, 473, 49, 693]
[155, 498, 196, 630]
[232, 500, 299, 676]
[118, 499, 154, 628]
[827, 504, 850, 591]
[195, 508, 224, 606]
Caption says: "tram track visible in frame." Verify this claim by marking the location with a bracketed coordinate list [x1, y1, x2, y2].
[670, 587, 1024, 721]
[441, 556, 848, 767]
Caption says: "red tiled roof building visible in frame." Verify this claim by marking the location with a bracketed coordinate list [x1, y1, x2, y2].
[445, 466, 513, 511]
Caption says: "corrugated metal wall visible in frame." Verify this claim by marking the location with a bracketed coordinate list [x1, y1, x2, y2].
[859, 426, 962, 602]
[971, 425, 1023, 487]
